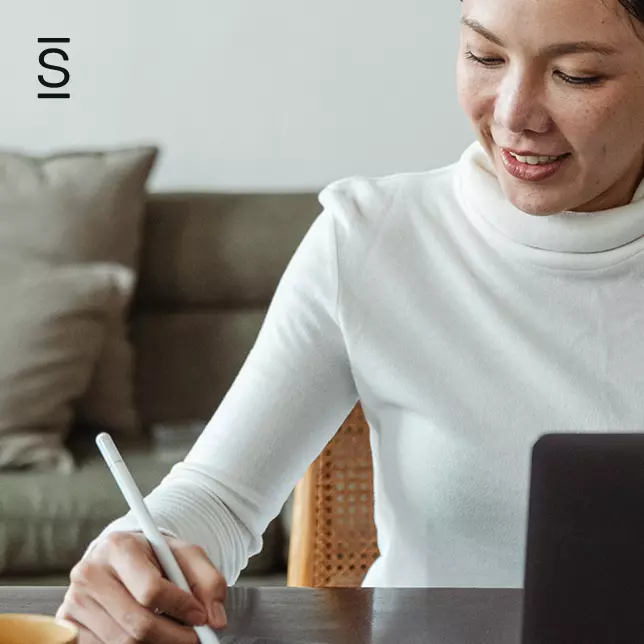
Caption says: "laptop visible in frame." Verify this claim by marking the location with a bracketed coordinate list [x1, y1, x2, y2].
[521, 432, 644, 644]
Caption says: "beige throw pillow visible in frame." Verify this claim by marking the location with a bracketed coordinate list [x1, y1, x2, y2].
[0, 145, 158, 439]
[0, 260, 134, 472]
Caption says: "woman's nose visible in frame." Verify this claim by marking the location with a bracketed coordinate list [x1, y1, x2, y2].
[494, 70, 551, 135]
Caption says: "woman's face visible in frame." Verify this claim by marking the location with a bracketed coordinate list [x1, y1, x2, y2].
[457, 0, 644, 215]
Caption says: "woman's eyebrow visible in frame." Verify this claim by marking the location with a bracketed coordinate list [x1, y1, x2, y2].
[460, 16, 621, 57]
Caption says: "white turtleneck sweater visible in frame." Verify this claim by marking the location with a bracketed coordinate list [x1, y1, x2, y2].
[94, 141, 644, 588]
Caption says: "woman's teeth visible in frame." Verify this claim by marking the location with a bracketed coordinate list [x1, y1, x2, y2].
[509, 152, 565, 165]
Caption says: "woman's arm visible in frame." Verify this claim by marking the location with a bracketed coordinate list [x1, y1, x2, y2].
[91, 205, 359, 584]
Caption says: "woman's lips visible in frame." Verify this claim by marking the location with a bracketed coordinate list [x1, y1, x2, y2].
[500, 148, 571, 182]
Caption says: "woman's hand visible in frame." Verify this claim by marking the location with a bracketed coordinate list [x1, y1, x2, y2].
[56, 531, 227, 643]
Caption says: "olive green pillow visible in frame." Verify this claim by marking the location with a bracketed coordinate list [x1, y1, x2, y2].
[0, 145, 158, 439]
[0, 259, 134, 471]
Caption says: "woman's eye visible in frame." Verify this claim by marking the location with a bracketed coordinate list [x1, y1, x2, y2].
[556, 71, 603, 87]
[465, 50, 604, 88]
[465, 51, 504, 66]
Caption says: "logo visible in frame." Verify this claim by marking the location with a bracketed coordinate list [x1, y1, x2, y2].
[38, 38, 70, 99]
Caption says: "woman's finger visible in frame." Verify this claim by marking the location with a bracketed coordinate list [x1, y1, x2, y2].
[78, 560, 199, 644]
[57, 585, 131, 643]
[62, 618, 102, 644]
[170, 540, 228, 629]
[104, 532, 208, 627]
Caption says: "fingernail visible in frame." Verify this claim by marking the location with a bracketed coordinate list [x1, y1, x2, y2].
[210, 602, 227, 628]
[187, 610, 207, 626]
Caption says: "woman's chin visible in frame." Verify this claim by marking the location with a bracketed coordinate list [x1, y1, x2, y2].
[498, 176, 570, 216]
[510, 198, 562, 216]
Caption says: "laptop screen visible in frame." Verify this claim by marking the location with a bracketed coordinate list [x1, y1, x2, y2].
[521, 432, 644, 644]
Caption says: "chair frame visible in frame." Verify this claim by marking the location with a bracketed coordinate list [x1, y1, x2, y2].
[287, 403, 379, 587]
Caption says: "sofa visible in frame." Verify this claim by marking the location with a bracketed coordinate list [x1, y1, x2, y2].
[0, 188, 321, 586]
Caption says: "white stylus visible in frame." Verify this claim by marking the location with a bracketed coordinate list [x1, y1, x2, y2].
[96, 432, 222, 644]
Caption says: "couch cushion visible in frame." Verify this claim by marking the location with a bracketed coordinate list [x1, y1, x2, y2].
[131, 192, 320, 428]
[0, 449, 283, 578]
[0, 259, 133, 472]
[132, 310, 266, 427]
[137, 192, 320, 307]
[0, 145, 158, 441]
[0, 451, 174, 576]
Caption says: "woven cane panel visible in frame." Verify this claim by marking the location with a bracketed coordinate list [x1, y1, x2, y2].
[312, 404, 380, 587]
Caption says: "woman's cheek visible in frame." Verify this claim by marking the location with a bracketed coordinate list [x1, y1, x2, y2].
[459, 74, 496, 124]
[553, 95, 617, 153]
[457, 66, 482, 118]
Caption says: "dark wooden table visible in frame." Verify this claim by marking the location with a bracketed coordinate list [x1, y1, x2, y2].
[0, 586, 523, 643]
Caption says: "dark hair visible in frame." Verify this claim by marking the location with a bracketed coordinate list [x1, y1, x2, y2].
[619, 0, 644, 23]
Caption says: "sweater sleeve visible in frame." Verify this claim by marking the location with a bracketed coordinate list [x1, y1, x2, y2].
[89, 205, 359, 584]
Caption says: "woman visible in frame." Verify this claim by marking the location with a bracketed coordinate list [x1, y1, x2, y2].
[58, 0, 644, 641]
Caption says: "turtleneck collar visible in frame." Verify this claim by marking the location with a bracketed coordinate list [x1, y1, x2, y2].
[457, 140, 644, 264]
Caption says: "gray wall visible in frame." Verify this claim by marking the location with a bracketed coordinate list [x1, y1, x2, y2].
[2, 0, 474, 191]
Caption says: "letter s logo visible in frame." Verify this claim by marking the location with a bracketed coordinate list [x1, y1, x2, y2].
[38, 48, 70, 88]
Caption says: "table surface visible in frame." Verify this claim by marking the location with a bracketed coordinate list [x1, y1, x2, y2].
[0, 586, 523, 643]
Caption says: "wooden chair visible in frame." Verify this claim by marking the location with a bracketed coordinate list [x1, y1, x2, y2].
[287, 402, 380, 587]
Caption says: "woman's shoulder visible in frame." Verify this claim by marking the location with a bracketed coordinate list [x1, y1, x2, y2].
[317, 161, 459, 230]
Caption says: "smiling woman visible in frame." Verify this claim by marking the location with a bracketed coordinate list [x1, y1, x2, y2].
[55, 2, 644, 642]
[458, 0, 644, 214]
